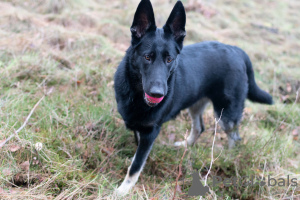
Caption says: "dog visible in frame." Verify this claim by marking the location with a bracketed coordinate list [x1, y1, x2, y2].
[114, 0, 273, 195]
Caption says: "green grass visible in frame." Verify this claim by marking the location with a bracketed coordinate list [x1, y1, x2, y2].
[0, 0, 299, 199]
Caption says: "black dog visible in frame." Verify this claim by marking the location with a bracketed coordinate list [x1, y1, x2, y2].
[114, 0, 272, 195]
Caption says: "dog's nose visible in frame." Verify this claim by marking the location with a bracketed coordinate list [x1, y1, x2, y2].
[149, 87, 164, 98]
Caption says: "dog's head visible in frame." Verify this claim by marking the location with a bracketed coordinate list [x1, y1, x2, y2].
[130, 0, 186, 107]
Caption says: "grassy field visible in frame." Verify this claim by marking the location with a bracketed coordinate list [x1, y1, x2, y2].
[0, 0, 299, 199]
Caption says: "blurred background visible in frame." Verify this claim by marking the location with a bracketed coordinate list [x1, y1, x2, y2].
[0, 0, 299, 199]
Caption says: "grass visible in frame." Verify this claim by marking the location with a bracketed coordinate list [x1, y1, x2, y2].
[0, 0, 299, 199]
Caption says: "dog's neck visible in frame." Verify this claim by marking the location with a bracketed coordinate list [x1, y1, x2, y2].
[127, 50, 143, 93]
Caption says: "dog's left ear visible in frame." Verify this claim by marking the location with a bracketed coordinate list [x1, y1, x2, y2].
[163, 1, 186, 48]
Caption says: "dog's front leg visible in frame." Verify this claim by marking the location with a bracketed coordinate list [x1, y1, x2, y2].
[116, 127, 160, 196]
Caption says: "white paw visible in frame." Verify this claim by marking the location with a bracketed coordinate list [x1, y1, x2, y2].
[174, 141, 186, 147]
[115, 185, 129, 196]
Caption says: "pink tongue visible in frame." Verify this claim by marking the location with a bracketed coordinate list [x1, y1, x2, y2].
[145, 93, 164, 104]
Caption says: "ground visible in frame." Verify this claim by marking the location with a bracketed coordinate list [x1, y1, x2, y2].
[0, 0, 299, 199]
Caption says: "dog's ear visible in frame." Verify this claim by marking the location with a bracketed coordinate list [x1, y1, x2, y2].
[131, 0, 156, 45]
[163, 1, 186, 47]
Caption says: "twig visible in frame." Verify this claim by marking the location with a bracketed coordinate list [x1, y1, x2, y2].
[142, 184, 149, 200]
[292, 90, 299, 106]
[281, 179, 292, 200]
[291, 186, 296, 199]
[204, 109, 223, 186]
[199, 110, 224, 200]
[58, 147, 73, 159]
[0, 96, 45, 148]
[172, 130, 189, 200]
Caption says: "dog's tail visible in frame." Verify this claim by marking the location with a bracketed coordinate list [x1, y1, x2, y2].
[244, 52, 273, 105]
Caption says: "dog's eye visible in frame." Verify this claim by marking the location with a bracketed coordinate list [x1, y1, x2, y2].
[167, 56, 173, 63]
[144, 55, 151, 61]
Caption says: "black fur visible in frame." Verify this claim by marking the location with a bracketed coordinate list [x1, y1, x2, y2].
[114, 0, 272, 178]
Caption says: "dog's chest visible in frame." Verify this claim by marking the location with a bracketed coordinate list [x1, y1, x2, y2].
[127, 108, 157, 127]
[119, 101, 159, 129]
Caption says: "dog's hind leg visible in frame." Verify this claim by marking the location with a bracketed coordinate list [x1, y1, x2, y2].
[211, 75, 247, 149]
[212, 99, 244, 148]
[218, 119, 242, 149]
[174, 98, 209, 147]
[116, 127, 159, 196]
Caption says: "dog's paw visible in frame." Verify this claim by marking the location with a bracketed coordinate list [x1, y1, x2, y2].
[115, 185, 129, 196]
[174, 141, 186, 147]
[116, 180, 134, 196]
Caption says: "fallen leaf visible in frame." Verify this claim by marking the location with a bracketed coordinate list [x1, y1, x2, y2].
[9, 145, 21, 152]
[292, 127, 299, 136]
[20, 161, 30, 171]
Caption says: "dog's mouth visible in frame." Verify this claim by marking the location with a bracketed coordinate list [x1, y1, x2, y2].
[144, 93, 164, 107]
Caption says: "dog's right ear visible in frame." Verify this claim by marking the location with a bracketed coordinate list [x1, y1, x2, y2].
[130, 0, 156, 46]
